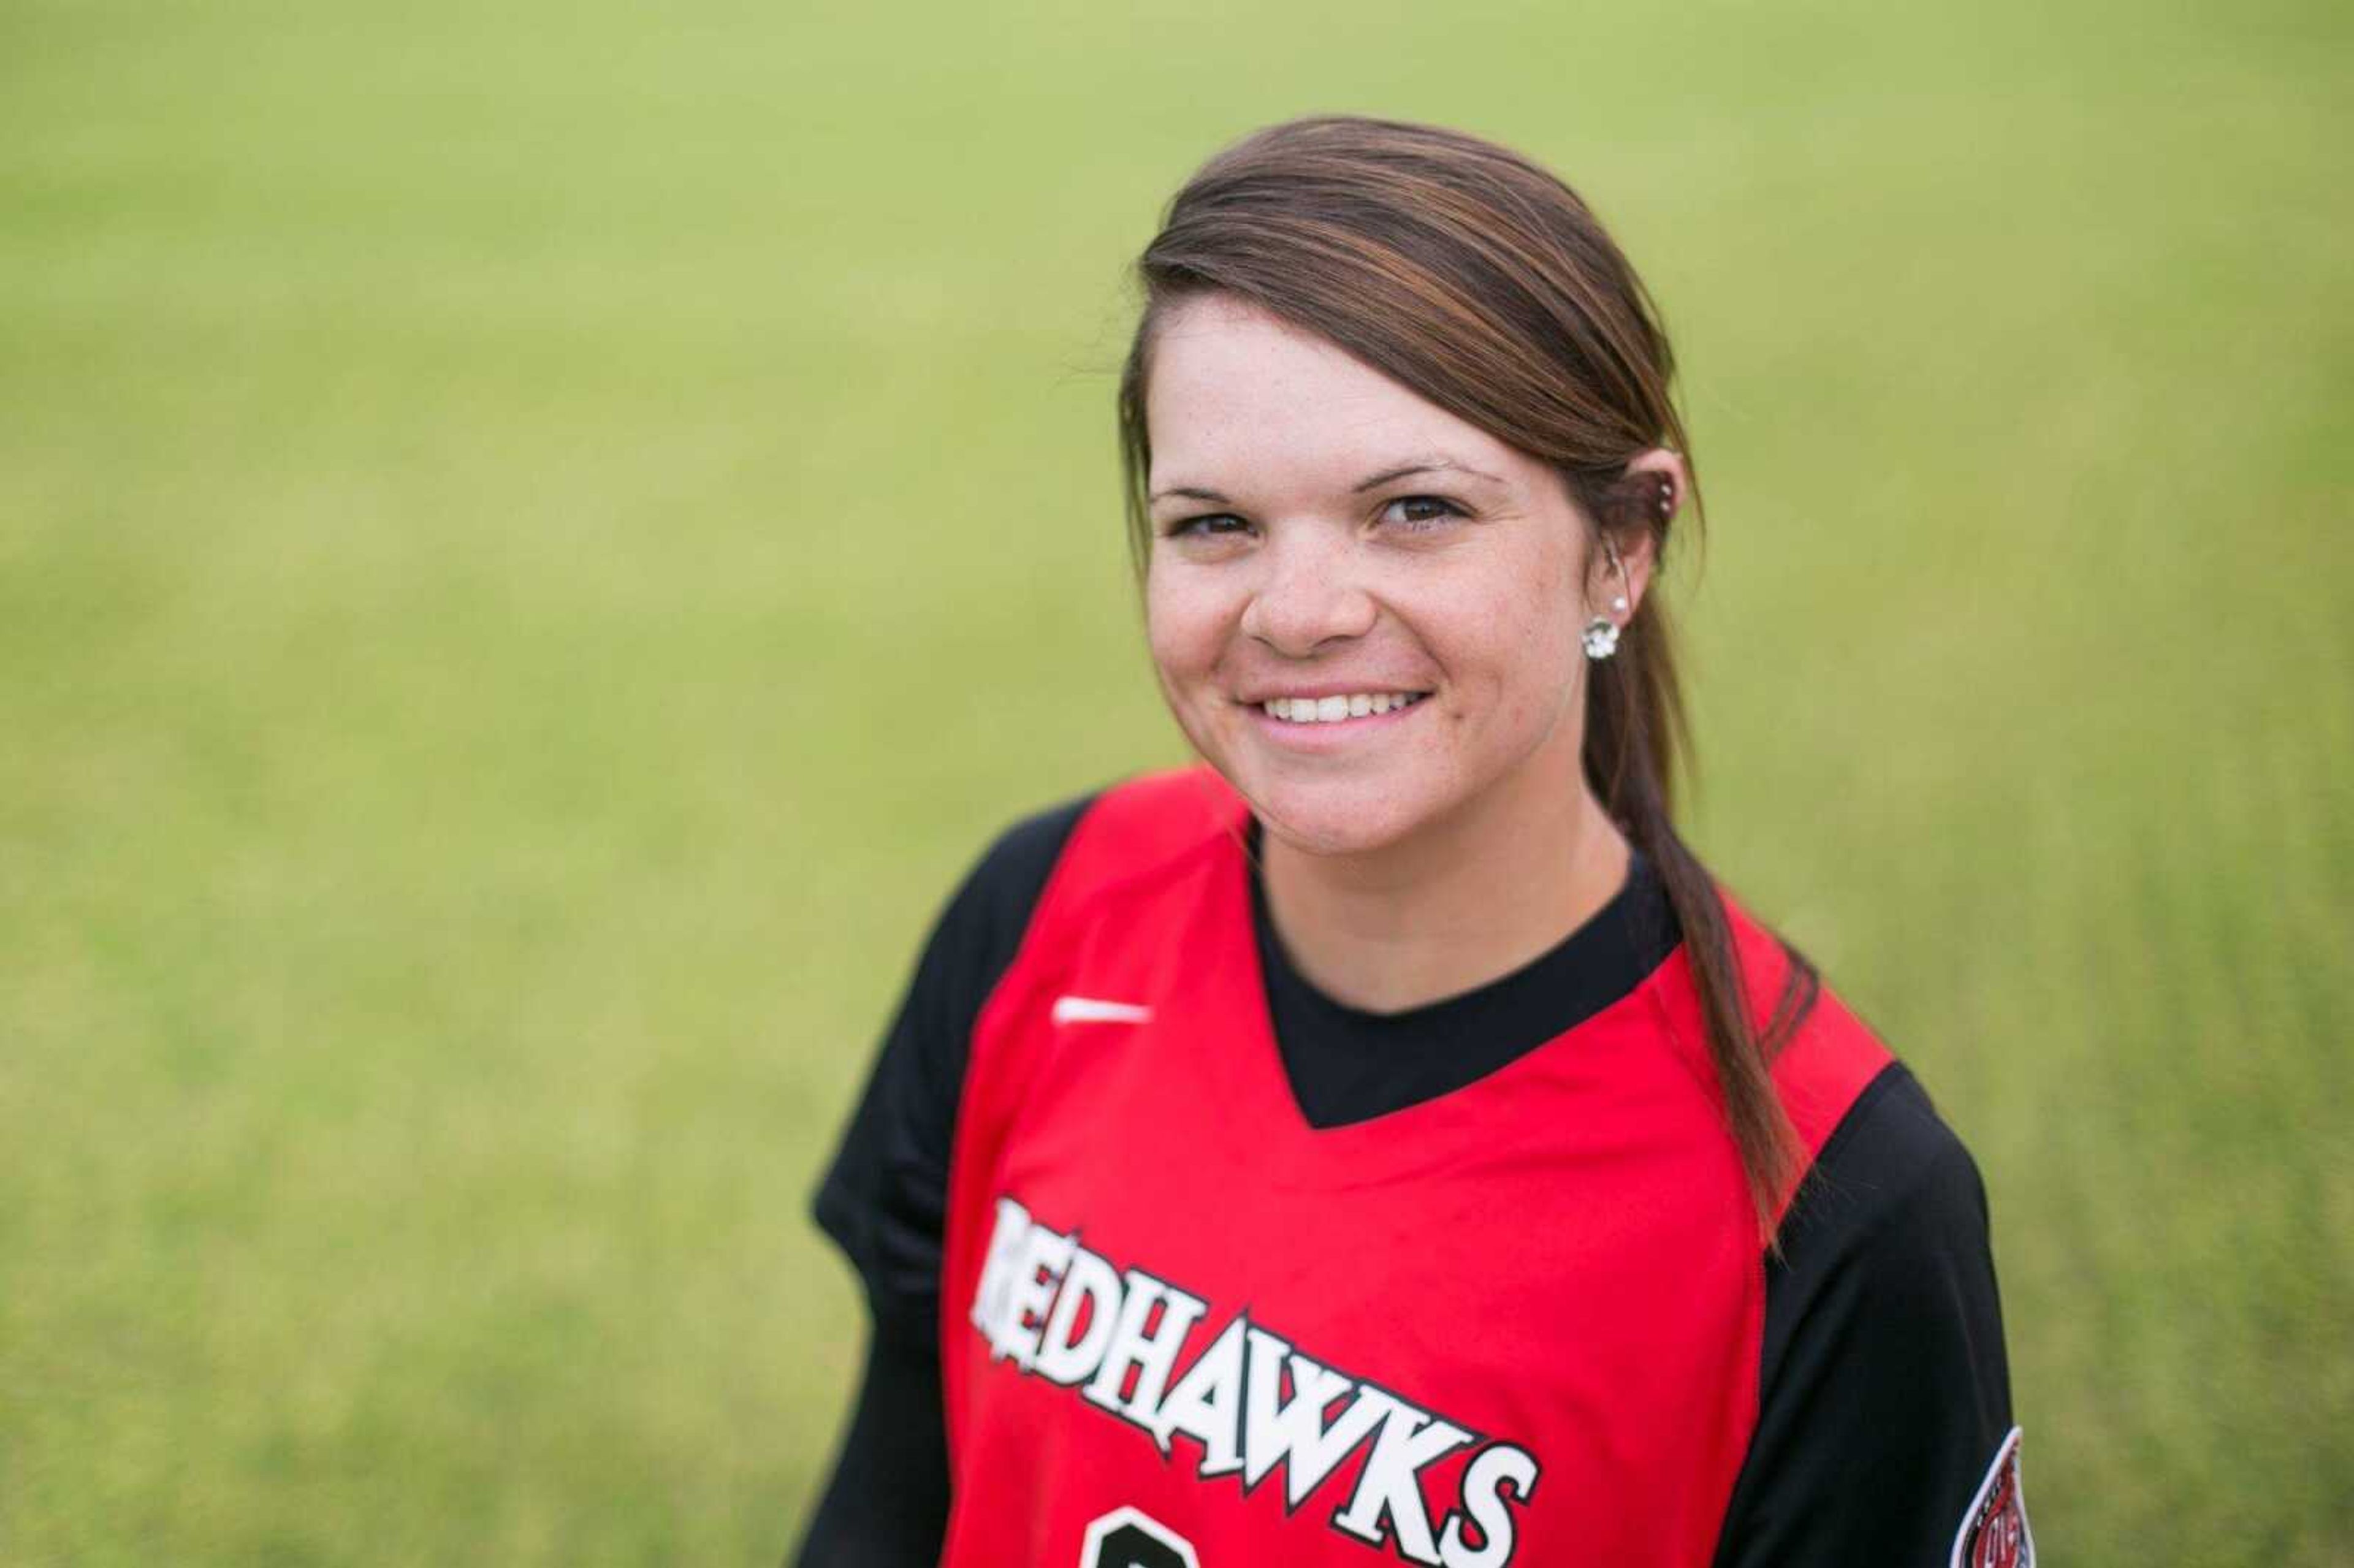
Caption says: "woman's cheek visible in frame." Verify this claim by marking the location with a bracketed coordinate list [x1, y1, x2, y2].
[1144, 590, 1224, 731]
[1142, 584, 1193, 680]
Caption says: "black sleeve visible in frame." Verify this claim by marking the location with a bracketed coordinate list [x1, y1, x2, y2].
[1712, 1061, 2021, 1568]
[790, 794, 1092, 1568]
[788, 1314, 951, 1568]
[809, 793, 1092, 1327]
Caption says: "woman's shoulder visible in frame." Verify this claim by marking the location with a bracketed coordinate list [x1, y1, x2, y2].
[956, 790, 1100, 915]
[1697, 882, 1990, 1223]
[960, 764, 1243, 923]
[928, 765, 1238, 963]
[1786, 1056, 1991, 1250]
[1756, 945, 1993, 1252]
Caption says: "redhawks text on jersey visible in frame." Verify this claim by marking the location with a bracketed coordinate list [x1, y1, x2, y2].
[972, 1193, 1539, 1567]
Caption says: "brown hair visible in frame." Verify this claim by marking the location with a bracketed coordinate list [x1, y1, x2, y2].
[1114, 113, 1822, 1237]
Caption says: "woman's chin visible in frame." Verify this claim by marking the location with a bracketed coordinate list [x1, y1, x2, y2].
[1241, 775, 1435, 860]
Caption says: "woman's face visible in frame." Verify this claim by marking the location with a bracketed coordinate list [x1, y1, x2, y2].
[1143, 293, 1611, 859]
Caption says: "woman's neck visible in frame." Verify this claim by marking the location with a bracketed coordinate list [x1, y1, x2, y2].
[1257, 770, 1631, 1016]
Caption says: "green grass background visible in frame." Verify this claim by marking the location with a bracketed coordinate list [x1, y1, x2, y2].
[3, 0, 2347, 1561]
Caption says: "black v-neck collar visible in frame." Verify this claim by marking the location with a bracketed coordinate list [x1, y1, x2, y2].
[1244, 818, 1685, 1130]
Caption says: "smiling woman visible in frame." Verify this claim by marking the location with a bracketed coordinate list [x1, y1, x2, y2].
[794, 115, 2028, 1568]
[1138, 296, 1635, 976]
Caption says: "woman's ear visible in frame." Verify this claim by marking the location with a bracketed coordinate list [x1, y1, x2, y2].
[1621, 446, 1691, 521]
[1602, 447, 1686, 613]
[1591, 444, 1685, 617]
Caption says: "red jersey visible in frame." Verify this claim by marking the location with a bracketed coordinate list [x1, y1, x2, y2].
[933, 765, 1902, 1568]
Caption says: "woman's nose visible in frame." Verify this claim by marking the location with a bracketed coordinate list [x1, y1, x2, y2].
[1238, 531, 1377, 657]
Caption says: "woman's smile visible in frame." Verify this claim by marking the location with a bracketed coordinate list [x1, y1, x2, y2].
[1254, 690, 1430, 722]
[1243, 688, 1431, 748]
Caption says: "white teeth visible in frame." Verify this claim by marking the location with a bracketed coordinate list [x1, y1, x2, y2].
[1259, 692, 1425, 725]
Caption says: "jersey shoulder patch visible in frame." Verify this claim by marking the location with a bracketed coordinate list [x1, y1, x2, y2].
[1951, 1426, 2036, 1568]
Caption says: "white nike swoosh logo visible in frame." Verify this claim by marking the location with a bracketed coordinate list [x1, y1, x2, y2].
[1051, 995, 1154, 1026]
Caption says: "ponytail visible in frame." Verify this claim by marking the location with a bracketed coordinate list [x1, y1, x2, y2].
[1585, 481, 1819, 1242]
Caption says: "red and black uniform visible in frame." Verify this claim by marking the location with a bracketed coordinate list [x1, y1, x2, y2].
[794, 767, 2032, 1567]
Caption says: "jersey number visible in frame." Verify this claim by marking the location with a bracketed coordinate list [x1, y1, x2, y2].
[1080, 1505, 1200, 1568]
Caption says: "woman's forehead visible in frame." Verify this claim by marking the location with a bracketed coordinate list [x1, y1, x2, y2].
[1145, 297, 1534, 500]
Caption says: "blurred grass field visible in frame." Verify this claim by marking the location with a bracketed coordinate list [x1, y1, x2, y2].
[2, 0, 2348, 1561]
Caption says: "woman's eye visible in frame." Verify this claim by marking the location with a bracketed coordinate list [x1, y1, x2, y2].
[1381, 495, 1466, 531]
[1170, 513, 1251, 539]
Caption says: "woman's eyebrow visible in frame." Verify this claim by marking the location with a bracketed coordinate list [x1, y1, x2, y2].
[1350, 457, 1506, 493]
[1149, 457, 1506, 506]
